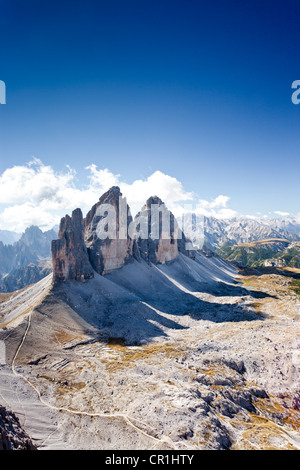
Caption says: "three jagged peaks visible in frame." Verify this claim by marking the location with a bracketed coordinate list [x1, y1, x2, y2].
[51, 186, 194, 283]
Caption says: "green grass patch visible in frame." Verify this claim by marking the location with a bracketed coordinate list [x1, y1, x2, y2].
[290, 279, 300, 296]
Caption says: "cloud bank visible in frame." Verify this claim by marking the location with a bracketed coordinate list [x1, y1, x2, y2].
[0, 158, 238, 232]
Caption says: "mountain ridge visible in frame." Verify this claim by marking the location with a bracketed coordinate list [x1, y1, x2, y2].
[183, 215, 300, 251]
[52, 186, 196, 283]
[0, 226, 57, 293]
[0, 188, 299, 450]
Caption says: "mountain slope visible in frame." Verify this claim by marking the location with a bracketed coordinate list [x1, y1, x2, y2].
[0, 405, 37, 450]
[1, 249, 299, 450]
[183, 215, 300, 250]
[217, 239, 300, 269]
[0, 188, 299, 450]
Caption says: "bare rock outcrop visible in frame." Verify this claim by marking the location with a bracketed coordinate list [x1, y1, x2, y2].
[136, 196, 195, 264]
[84, 186, 139, 275]
[51, 208, 94, 283]
[51, 187, 195, 283]
[0, 405, 37, 450]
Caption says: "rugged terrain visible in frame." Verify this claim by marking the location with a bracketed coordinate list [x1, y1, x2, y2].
[0, 226, 57, 293]
[0, 188, 299, 450]
[1, 214, 299, 293]
[0, 258, 299, 449]
[0, 259, 300, 449]
[217, 239, 300, 269]
[184, 215, 300, 251]
[0, 405, 37, 450]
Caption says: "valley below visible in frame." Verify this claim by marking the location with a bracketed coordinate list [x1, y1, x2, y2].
[1, 262, 299, 450]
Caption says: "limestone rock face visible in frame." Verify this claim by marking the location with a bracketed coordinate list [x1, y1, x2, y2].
[136, 196, 194, 264]
[51, 208, 94, 283]
[84, 186, 139, 275]
[51, 187, 195, 284]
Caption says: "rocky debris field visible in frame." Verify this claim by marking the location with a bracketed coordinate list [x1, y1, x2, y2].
[1, 264, 299, 450]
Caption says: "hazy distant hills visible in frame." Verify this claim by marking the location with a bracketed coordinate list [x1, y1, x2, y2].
[0, 230, 21, 246]
[183, 215, 300, 251]
[0, 226, 57, 293]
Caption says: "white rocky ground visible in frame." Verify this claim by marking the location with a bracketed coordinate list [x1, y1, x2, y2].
[0, 253, 299, 450]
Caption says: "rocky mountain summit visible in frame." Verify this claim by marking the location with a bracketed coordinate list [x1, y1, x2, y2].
[52, 186, 195, 283]
[52, 208, 94, 282]
[136, 195, 194, 264]
[84, 186, 139, 275]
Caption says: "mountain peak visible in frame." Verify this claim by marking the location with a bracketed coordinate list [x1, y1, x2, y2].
[98, 186, 122, 203]
[52, 208, 94, 283]
[145, 195, 164, 208]
[52, 189, 194, 282]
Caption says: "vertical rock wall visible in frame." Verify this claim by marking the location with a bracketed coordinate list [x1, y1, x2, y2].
[51, 208, 94, 283]
[51, 187, 194, 283]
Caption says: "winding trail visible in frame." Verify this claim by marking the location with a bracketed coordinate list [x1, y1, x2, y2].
[10, 311, 193, 450]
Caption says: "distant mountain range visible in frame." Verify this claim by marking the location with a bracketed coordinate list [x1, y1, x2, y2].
[0, 230, 21, 246]
[183, 215, 300, 250]
[0, 214, 299, 293]
[0, 226, 57, 292]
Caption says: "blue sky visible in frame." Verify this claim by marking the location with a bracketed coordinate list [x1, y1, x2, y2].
[0, 0, 300, 230]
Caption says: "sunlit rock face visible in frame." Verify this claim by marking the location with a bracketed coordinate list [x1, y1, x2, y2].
[51, 187, 195, 283]
[84, 186, 139, 275]
[51, 208, 94, 283]
[135, 196, 194, 264]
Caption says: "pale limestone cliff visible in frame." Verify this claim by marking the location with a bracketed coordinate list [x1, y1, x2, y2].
[84, 186, 139, 275]
[136, 196, 195, 264]
[51, 188, 194, 283]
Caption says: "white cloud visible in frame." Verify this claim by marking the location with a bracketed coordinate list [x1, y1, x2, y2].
[119, 170, 194, 216]
[191, 195, 238, 219]
[198, 195, 230, 210]
[0, 158, 75, 206]
[0, 203, 58, 232]
[273, 211, 290, 217]
[85, 165, 120, 191]
[0, 159, 237, 232]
